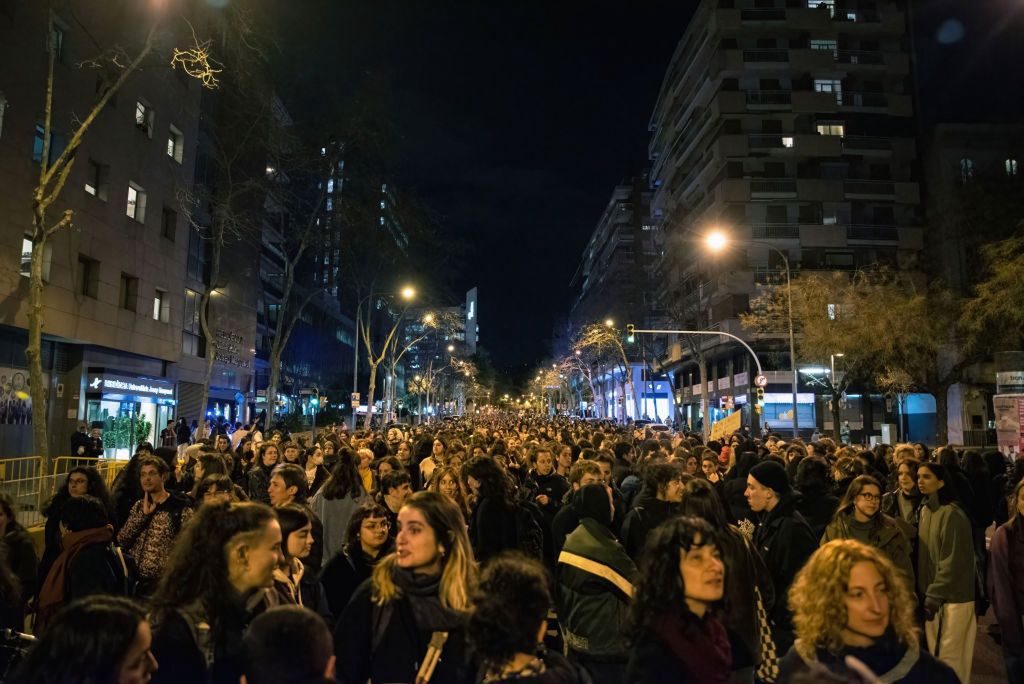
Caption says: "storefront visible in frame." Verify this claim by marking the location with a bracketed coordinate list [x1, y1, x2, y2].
[84, 371, 176, 459]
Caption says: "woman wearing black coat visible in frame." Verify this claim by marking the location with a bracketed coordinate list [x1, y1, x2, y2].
[465, 457, 519, 563]
[319, 503, 394, 617]
[0, 493, 38, 626]
[38, 466, 116, 585]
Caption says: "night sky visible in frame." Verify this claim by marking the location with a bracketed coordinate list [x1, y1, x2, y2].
[269, 0, 1024, 381]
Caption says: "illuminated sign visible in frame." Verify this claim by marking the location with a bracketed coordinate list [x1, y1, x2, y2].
[88, 373, 175, 399]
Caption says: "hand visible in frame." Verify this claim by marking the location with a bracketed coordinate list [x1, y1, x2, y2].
[142, 493, 156, 515]
[922, 597, 942, 622]
[536, 494, 549, 506]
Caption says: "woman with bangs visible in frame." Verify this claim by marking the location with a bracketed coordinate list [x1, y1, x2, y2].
[428, 464, 471, 519]
[779, 540, 957, 684]
[332, 490, 477, 684]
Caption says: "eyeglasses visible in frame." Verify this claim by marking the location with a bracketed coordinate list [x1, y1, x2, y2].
[858, 493, 881, 502]
[363, 521, 390, 531]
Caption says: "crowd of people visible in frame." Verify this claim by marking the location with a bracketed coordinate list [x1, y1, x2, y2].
[1, 414, 1022, 683]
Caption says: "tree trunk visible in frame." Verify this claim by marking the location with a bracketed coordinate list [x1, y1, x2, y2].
[27, 232, 50, 465]
[197, 233, 223, 424]
[266, 347, 281, 430]
[363, 362, 379, 429]
[934, 383, 950, 446]
[831, 391, 843, 444]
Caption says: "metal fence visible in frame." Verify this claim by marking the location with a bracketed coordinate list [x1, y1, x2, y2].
[0, 456, 128, 528]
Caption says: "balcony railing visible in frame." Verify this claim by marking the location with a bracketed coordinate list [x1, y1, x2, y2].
[743, 49, 789, 63]
[740, 8, 786, 20]
[836, 50, 885, 65]
[844, 91, 889, 108]
[750, 178, 798, 195]
[748, 134, 786, 148]
[746, 90, 792, 106]
[842, 135, 892, 151]
[844, 180, 896, 196]
[751, 223, 800, 239]
[847, 224, 899, 241]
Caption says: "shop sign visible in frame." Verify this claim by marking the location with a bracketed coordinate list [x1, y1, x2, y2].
[89, 373, 174, 399]
[214, 329, 251, 369]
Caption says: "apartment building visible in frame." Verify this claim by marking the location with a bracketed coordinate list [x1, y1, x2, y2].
[647, 0, 922, 435]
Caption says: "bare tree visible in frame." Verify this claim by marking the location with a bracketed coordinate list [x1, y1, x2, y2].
[26, 9, 216, 465]
[572, 324, 640, 420]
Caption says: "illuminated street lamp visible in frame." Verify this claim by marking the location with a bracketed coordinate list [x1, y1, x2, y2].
[352, 284, 417, 430]
[706, 229, 798, 438]
[604, 318, 614, 328]
[447, 344, 455, 352]
[400, 286, 416, 300]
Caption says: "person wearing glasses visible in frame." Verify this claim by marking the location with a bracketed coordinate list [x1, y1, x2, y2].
[821, 475, 914, 592]
[318, 503, 394, 617]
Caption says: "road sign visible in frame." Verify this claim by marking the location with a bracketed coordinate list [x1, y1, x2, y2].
[754, 374, 768, 388]
[351, 392, 360, 404]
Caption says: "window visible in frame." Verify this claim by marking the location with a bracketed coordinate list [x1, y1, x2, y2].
[32, 123, 65, 165]
[119, 273, 138, 312]
[816, 121, 845, 136]
[153, 289, 169, 322]
[78, 255, 99, 298]
[49, 23, 65, 62]
[182, 288, 205, 356]
[782, 136, 794, 148]
[327, 178, 334, 193]
[84, 159, 108, 200]
[814, 79, 843, 105]
[960, 158, 975, 182]
[187, 227, 208, 282]
[166, 124, 183, 163]
[161, 207, 177, 241]
[126, 182, 146, 223]
[134, 101, 154, 138]
[1007, 159, 1019, 177]
[21, 237, 52, 281]
[807, 0, 835, 16]
[810, 39, 838, 56]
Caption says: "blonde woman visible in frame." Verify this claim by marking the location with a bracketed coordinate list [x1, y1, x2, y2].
[779, 540, 957, 684]
[333, 490, 477, 684]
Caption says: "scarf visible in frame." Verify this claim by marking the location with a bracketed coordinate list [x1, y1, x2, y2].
[392, 567, 466, 632]
[653, 612, 731, 684]
[37, 526, 114, 628]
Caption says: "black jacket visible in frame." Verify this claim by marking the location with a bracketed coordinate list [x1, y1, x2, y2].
[1, 524, 38, 607]
[752, 492, 817, 654]
[793, 484, 838, 540]
[620, 497, 679, 560]
[319, 545, 390, 617]
[469, 496, 518, 563]
[333, 578, 472, 684]
[778, 634, 959, 684]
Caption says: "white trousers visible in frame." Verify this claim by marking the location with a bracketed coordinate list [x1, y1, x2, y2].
[925, 600, 977, 684]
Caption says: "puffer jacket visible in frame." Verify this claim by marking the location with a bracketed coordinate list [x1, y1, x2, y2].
[556, 518, 638, 660]
[821, 510, 915, 590]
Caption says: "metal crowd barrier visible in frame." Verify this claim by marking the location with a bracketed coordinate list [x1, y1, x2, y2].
[0, 456, 128, 528]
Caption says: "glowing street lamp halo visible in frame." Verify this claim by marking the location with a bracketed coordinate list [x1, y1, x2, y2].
[705, 230, 729, 253]
[400, 285, 416, 300]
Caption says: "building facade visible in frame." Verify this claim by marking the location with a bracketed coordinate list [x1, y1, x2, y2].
[646, 0, 923, 436]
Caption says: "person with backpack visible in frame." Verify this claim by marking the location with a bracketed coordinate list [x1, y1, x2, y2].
[465, 456, 520, 562]
[557, 483, 637, 684]
[332, 491, 477, 684]
[620, 462, 685, 560]
[149, 501, 282, 683]
[116, 455, 193, 597]
[34, 495, 132, 633]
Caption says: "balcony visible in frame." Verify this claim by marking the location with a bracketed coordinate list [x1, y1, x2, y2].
[835, 50, 885, 66]
[750, 178, 798, 197]
[847, 224, 899, 242]
[746, 90, 792, 109]
[750, 223, 800, 239]
[748, 133, 787, 149]
[740, 8, 786, 21]
[743, 49, 789, 63]
[842, 135, 892, 152]
[842, 91, 889, 109]
[843, 179, 895, 198]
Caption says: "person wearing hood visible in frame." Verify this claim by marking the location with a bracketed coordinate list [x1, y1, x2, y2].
[794, 456, 840, 541]
[557, 483, 638, 684]
[620, 463, 685, 560]
[745, 460, 817, 655]
[722, 451, 758, 528]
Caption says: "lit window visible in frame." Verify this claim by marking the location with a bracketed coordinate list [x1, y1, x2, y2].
[126, 182, 147, 223]
[814, 79, 843, 105]
[326, 198, 333, 211]
[265, 163, 275, 176]
[134, 101, 154, 138]
[807, 0, 835, 16]
[84, 159, 109, 200]
[810, 39, 838, 56]
[816, 121, 844, 136]
[167, 124, 184, 163]
[327, 178, 334, 193]
[960, 158, 975, 182]
[153, 289, 169, 322]
[20, 238, 32, 277]
[1006, 158, 1019, 176]
[782, 136, 794, 148]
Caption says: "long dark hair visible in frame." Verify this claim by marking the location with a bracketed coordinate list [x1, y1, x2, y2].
[9, 596, 146, 684]
[679, 478, 733, 530]
[149, 502, 277, 627]
[465, 456, 514, 505]
[42, 466, 115, 520]
[627, 517, 721, 642]
[918, 462, 959, 506]
[321, 447, 361, 500]
[276, 503, 312, 563]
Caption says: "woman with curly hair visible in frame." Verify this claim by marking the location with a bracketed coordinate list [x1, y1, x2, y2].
[332, 491, 476, 684]
[38, 466, 116, 583]
[148, 501, 282, 683]
[468, 553, 590, 683]
[428, 465, 471, 519]
[625, 516, 730, 684]
[779, 540, 957, 683]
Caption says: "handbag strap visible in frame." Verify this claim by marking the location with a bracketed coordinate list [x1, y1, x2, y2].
[415, 631, 449, 684]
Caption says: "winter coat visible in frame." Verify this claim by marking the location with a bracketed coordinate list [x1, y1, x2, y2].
[469, 495, 518, 563]
[778, 634, 959, 684]
[619, 497, 679, 560]
[988, 516, 1024, 653]
[882, 488, 921, 536]
[333, 573, 472, 684]
[821, 510, 915, 590]
[625, 613, 732, 684]
[556, 518, 637, 661]
[308, 488, 372, 563]
[794, 485, 839, 541]
[320, 545, 390, 618]
[246, 465, 273, 504]
[1, 523, 38, 607]
[917, 494, 975, 607]
[751, 492, 817, 654]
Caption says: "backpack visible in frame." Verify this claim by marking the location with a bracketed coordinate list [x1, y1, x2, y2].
[513, 501, 545, 559]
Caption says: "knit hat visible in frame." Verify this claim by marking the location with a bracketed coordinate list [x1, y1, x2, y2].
[749, 460, 791, 496]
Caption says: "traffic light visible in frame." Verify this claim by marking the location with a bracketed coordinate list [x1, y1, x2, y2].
[625, 323, 635, 344]
[756, 387, 765, 404]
